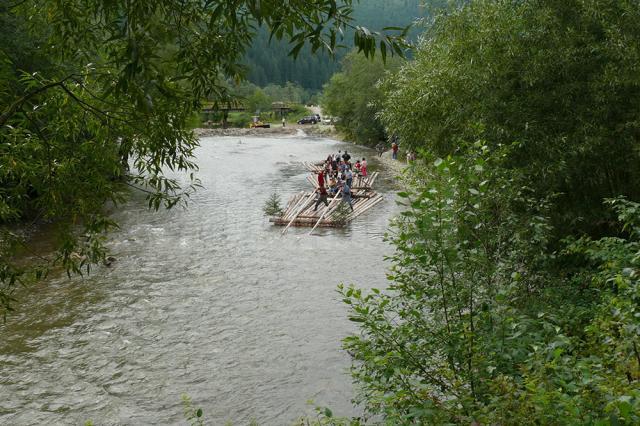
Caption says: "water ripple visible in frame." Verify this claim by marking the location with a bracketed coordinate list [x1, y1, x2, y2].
[0, 136, 400, 425]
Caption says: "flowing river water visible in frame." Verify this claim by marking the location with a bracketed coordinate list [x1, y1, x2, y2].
[0, 134, 401, 425]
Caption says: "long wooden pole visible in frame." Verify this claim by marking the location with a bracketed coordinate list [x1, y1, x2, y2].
[348, 194, 380, 216]
[361, 172, 376, 189]
[283, 191, 306, 220]
[282, 192, 316, 234]
[348, 194, 383, 220]
[285, 191, 314, 222]
[309, 191, 341, 235]
[307, 175, 319, 189]
[367, 172, 379, 188]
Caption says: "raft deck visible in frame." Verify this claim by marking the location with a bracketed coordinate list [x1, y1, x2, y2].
[270, 164, 383, 230]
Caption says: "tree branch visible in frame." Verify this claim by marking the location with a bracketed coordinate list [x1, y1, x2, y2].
[0, 76, 74, 127]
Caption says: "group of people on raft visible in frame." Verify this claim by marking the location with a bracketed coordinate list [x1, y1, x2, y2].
[314, 150, 368, 212]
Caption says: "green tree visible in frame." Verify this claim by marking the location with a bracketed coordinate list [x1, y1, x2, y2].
[322, 50, 402, 145]
[343, 149, 640, 424]
[244, 0, 427, 90]
[263, 82, 310, 104]
[246, 88, 272, 114]
[342, 0, 640, 423]
[0, 0, 407, 317]
[381, 0, 640, 238]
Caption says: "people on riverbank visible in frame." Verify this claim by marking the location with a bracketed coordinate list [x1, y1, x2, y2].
[392, 141, 399, 160]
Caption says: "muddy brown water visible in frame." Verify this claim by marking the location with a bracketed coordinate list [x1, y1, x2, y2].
[0, 134, 401, 425]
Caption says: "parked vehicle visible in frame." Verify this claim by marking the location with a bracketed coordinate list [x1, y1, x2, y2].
[297, 116, 318, 124]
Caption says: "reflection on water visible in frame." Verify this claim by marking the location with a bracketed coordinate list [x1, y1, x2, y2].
[0, 135, 401, 425]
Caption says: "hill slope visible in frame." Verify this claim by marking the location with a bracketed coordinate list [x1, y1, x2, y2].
[244, 0, 431, 90]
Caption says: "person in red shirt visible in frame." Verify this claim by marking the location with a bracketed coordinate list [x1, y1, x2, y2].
[317, 169, 325, 188]
[392, 142, 399, 160]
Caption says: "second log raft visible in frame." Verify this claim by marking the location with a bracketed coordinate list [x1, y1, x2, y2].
[270, 161, 384, 229]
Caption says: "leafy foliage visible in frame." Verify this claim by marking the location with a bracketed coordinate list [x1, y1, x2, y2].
[342, 148, 640, 424]
[380, 0, 640, 238]
[339, 1, 640, 423]
[332, 200, 353, 226]
[295, 404, 362, 426]
[322, 51, 402, 146]
[244, 0, 424, 90]
[0, 0, 407, 316]
[181, 394, 204, 426]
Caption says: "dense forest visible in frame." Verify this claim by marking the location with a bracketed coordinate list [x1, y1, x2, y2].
[244, 0, 429, 89]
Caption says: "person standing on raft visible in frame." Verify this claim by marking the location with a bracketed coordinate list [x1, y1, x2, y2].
[341, 182, 354, 211]
[314, 185, 329, 211]
[317, 169, 325, 188]
[345, 166, 353, 189]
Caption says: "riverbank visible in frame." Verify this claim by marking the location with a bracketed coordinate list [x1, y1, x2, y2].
[377, 149, 406, 175]
[194, 123, 340, 138]
[193, 125, 407, 176]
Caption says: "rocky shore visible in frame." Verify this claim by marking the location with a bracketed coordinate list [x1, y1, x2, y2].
[194, 123, 339, 138]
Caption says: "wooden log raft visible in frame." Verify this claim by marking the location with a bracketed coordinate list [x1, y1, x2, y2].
[271, 161, 384, 228]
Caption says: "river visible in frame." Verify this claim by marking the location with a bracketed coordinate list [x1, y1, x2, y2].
[0, 134, 400, 425]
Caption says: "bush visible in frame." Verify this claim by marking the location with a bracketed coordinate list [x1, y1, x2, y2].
[332, 200, 352, 226]
[228, 112, 253, 128]
[342, 144, 640, 424]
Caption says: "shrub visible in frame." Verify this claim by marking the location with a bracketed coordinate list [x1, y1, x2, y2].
[263, 192, 283, 217]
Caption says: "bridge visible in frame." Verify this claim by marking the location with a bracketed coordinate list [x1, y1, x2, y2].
[202, 101, 292, 128]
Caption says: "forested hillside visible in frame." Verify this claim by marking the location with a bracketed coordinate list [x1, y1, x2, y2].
[244, 0, 429, 90]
